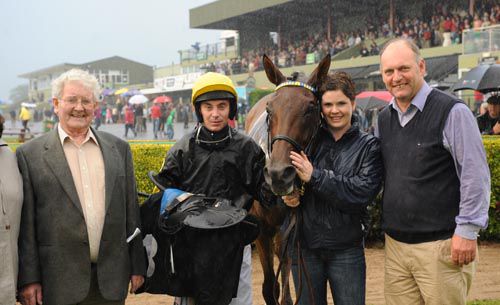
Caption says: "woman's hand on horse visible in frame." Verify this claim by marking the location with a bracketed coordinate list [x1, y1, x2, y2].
[290, 151, 313, 183]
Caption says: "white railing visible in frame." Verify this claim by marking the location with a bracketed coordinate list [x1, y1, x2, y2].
[462, 25, 500, 54]
[179, 38, 240, 62]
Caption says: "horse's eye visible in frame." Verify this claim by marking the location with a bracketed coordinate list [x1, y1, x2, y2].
[304, 104, 316, 115]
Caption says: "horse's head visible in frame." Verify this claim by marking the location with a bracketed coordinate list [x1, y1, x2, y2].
[262, 54, 331, 196]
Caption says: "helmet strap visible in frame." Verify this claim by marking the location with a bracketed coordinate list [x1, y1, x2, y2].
[195, 124, 232, 145]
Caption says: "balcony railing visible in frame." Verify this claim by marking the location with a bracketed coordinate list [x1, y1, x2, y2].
[179, 39, 239, 63]
[462, 25, 500, 54]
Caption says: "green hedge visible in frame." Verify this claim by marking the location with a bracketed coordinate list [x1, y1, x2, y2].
[131, 137, 500, 241]
[481, 137, 500, 240]
[130, 143, 172, 196]
[248, 89, 273, 108]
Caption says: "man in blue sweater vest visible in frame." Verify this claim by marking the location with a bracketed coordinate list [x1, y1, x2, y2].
[376, 38, 490, 305]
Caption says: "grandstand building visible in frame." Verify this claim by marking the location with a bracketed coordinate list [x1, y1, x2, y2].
[153, 0, 499, 107]
[19, 56, 153, 103]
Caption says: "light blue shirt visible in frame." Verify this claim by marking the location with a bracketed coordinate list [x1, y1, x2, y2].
[375, 82, 491, 240]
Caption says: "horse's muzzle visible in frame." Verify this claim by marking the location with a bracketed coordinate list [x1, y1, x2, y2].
[264, 164, 296, 196]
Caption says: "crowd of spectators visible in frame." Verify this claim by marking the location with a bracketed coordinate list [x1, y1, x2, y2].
[199, 1, 500, 75]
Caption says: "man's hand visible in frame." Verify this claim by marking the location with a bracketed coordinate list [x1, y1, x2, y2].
[290, 151, 313, 183]
[20, 283, 43, 305]
[451, 234, 477, 266]
[129, 275, 144, 294]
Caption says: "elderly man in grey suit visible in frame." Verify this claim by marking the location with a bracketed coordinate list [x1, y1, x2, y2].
[16, 69, 145, 305]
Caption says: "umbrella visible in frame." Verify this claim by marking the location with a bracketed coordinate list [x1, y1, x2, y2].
[452, 64, 500, 93]
[355, 91, 392, 111]
[153, 96, 172, 103]
[102, 88, 115, 96]
[114, 88, 128, 95]
[21, 102, 37, 108]
[129, 94, 148, 105]
[123, 89, 141, 97]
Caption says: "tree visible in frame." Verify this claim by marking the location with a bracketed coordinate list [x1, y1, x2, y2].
[9, 83, 29, 105]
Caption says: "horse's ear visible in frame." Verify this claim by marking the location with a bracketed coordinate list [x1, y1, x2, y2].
[307, 54, 331, 89]
[263, 54, 286, 86]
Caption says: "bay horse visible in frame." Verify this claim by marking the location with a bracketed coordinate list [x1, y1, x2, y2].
[246, 54, 331, 305]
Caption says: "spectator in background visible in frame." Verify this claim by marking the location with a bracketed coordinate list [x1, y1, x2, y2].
[477, 95, 500, 135]
[124, 104, 137, 138]
[135, 104, 144, 133]
[369, 40, 380, 55]
[421, 22, 433, 48]
[165, 104, 176, 140]
[19, 105, 31, 132]
[360, 44, 370, 57]
[474, 90, 485, 111]
[150, 102, 161, 139]
[183, 103, 190, 129]
[479, 102, 489, 115]
[106, 106, 113, 124]
[159, 103, 168, 136]
[9, 109, 16, 127]
[0, 113, 23, 305]
[473, 13, 483, 28]
[432, 24, 443, 47]
[93, 104, 102, 130]
[112, 106, 119, 123]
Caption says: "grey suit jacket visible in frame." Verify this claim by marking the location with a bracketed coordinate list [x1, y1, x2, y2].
[0, 140, 23, 305]
[16, 129, 146, 305]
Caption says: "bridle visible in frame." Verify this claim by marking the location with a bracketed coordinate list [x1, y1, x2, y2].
[266, 80, 321, 157]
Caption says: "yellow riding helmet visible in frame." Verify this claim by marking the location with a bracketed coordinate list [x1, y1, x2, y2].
[192, 72, 238, 121]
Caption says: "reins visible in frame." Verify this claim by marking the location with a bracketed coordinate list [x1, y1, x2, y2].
[273, 210, 316, 305]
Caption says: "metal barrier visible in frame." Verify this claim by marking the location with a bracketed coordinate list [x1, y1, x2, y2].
[462, 25, 500, 54]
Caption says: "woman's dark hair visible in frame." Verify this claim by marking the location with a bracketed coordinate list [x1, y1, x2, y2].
[0, 114, 4, 139]
[319, 71, 356, 101]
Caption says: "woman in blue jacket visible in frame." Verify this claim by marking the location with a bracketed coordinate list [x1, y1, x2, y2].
[283, 72, 383, 305]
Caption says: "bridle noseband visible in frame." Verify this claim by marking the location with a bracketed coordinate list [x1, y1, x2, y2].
[266, 81, 320, 156]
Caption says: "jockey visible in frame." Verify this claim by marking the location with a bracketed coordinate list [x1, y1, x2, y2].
[153, 72, 275, 305]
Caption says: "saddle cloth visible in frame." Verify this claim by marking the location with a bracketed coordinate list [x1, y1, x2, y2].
[137, 189, 259, 305]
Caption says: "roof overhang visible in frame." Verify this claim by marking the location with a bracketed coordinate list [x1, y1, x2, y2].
[190, 0, 307, 31]
[19, 63, 79, 79]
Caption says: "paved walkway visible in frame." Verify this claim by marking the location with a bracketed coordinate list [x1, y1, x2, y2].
[5, 119, 216, 142]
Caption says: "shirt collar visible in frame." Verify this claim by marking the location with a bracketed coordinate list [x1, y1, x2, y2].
[57, 123, 99, 147]
[390, 81, 432, 113]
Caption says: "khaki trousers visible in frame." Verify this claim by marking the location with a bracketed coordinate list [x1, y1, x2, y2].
[384, 234, 475, 305]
